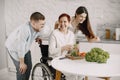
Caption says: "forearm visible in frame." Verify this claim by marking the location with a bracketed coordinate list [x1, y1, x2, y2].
[19, 58, 25, 63]
[87, 36, 100, 42]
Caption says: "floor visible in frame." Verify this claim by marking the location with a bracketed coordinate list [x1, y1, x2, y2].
[0, 69, 120, 80]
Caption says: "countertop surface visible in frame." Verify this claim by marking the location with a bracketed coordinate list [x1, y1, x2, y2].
[42, 38, 120, 44]
[78, 38, 120, 44]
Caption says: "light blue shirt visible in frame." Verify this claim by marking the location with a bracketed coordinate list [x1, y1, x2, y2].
[5, 22, 40, 61]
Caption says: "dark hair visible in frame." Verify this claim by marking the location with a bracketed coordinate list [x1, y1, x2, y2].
[75, 6, 95, 38]
[58, 13, 71, 22]
[75, 6, 88, 17]
[30, 12, 45, 21]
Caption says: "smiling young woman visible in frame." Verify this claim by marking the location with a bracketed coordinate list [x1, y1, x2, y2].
[70, 6, 100, 42]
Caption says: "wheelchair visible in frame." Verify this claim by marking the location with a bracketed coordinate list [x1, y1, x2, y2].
[31, 43, 66, 80]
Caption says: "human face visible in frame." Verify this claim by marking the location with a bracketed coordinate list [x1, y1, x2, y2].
[31, 20, 45, 32]
[59, 16, 70, 30]
[75, 13, 87, 24]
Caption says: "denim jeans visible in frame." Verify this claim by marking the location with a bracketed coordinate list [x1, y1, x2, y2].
[8, 50, 32, 80]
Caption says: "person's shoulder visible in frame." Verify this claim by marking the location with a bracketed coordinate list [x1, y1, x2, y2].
[18, 22, 30, 29]
[68, 30, 75, 37]
[51, 29, 60, 36]
[71, 16, 75, 22]
[68, 29, 74, 34]
[17, 22, 30, 33]
[51, 29, 58, 33]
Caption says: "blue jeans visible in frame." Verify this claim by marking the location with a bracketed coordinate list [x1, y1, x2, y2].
[8, 50, 32, 80]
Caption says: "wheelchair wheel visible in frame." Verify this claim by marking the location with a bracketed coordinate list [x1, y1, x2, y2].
[31, 63, 53, 80]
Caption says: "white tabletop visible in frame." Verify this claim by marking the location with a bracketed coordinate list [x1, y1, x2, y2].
[51, 54, 120, 77]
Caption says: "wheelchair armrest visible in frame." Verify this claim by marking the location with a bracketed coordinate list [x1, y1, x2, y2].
[41, 57, 53, 61]
[40, 57, 53, 64]
[47, 57, 53, 60]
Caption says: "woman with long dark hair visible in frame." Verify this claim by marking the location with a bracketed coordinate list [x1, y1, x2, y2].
[71, 6, 100, 42]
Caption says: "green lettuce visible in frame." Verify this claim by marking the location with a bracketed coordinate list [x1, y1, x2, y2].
[85, 47, 110, 63]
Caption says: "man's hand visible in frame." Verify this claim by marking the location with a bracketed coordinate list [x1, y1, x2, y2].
[19, 58, 27, 74]
[35, 38, 42, 44]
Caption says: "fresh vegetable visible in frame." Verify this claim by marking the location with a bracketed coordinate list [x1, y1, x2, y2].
[85, 47, 110, 63]
[70, 44, 79, 56]
[70, 44, 87, 57]
[70, 49, 78, 56]
[79, 52, 86, 57]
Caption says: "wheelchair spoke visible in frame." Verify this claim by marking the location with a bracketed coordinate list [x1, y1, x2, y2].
[31, 63, 53, 80]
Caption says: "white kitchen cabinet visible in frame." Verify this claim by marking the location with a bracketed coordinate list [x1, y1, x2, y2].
[79, 42, 120, 54]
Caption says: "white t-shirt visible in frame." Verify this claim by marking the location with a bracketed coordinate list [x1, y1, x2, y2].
[49, 29, 75, 58]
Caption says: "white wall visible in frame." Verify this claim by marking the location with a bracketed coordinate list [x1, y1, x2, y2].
[0, 0, 7, 70]
[5, 0, 120, 36]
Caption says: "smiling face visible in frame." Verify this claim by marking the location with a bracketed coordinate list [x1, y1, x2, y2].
[31, 20, 45, 32]
[59, 16, 70, 30]
[75, 13, 87, 24]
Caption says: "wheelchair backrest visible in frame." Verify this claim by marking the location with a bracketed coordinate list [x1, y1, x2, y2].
[39, 44, 49, 58]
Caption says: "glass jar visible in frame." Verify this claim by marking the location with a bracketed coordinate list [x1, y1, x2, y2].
[105, 29, 110, 39]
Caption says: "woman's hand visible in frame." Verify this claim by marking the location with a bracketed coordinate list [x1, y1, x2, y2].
[96, 36, 101, 41]
[61, 45, 73, 52]
[87, 36, 101, 42]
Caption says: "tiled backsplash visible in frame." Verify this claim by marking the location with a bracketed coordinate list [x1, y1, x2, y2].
[97, 24, 120, 40]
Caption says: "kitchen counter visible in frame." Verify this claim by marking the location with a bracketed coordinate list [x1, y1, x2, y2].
[78, 38, 120, 44]
[100, 39, 120, 44]
[41, 38, 120, 44]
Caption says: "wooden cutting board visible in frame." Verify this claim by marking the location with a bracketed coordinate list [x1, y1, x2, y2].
[65, 54, 85, 60]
